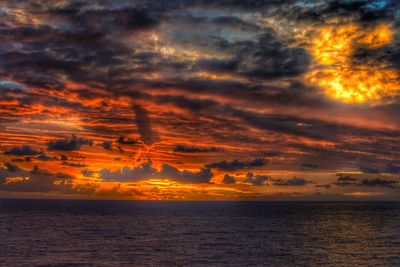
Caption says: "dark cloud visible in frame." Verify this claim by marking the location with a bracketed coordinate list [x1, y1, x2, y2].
[237, 29, 312, 80]
[206, 158, 267, 171]
[211, 16, 261, 31]
[335, 174, 358, 186]
[0, 164, 73, 193]
[352, 44, 400, 72]
[151, 93, 400, 144]
[358, 161, 400, 174]
[48, 135, 93, 151]
[273, 177, 312, 186]
[134, 105, 158, 146]
[315, 184, 332, 189]
[117, 136, 138, 145]
[301, 163, 319, 168]
[245, 172, 269, 186]
[4, 162, 19, 172]
[332, 173, 399, 188]
[222, 174, 236, 184]
[62, 162, 88, 168]
[100, 159, 213, 183]
[384, 161, 400, 173]
[37, 154, 57, 161]
[358, 165, 381, 174]
[359, 178, 398, 188]
[4, 145, 40, 156]
[81, 169, 95, 178]
[194, 59, 240, 74]
[174, 145, 222, 153]
[102, 141, 112, 150]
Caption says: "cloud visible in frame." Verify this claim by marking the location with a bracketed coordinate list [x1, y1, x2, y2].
[48, 135, 93, 151]
[222, 174, 236, 184]
[0, 80, 27, 91]
[207, 158, 267, 171]
[116, 136, 138, 145]
[1, 0, 400, 201]
[358, 165, 381, 173]
[100, 159, 213, 183]
[273, 177, 312, 186]
[81, 169, 95, 177]
[211, 16, 261, 32]
[4, 162, 19, 172]
[334, 173, 399, 188]
[0, 164, 73, 193]
[359, 178, 398, 188]
[384, 161, 400, 173]
[237, 29, 312, 80]
[4, 145, 40, 156]
[102, 141, 112, 150]
[359, 161, 400, 174]
[134, 105, 157, 146]
[174, 145, 222, 153]
[37, 154, 57, 161]
[301, 163, 319, 168]
[315, 184, 332, 189]
[245, 172, 269, 186]
[335, 174, 358, 186]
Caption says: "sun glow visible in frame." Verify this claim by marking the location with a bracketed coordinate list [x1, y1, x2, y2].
[307, 23, 399, 103]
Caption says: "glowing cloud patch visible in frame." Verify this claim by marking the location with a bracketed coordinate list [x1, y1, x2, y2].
[307, 23, 399, 103]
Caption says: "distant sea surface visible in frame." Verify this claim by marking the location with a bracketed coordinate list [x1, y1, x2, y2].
[0, 199, 399, 266]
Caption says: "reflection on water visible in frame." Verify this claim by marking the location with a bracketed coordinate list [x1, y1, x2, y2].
[0, 200, 399, 266]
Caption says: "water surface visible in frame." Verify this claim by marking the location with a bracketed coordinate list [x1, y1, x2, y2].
[0, 199, 399, 266]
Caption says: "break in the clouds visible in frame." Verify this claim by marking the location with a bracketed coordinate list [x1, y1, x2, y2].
[0, 0, 400, 200]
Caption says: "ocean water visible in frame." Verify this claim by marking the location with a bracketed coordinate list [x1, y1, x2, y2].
[0, 200, 399, 267]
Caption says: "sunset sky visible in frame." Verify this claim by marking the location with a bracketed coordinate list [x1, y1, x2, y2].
[0, 0, 399, 200]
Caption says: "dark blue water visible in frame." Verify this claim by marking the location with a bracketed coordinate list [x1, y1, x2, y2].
[0, 200, 399, 266]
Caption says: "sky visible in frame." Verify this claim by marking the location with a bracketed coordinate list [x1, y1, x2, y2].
[0, 0, 399, 200]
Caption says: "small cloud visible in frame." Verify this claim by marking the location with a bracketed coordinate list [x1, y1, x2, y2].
[301, 163, 319, 168]
[358, 165, 381, 173]
[207, 158, 267, 171]
[273, 177, 312, 186]
[359, 178, 398, 188]
[174, 145, 223, 153]
[38, 154, 57, 161]
[4, 162, 19, 172]
[384, 161, 400, 173]
[63, 162, 88, 168]
[245, 172, 269, 186]
[102, 141, 112, 150]
[4, 145, 40, 156]
[0, 80, 27, 91]
[116, 136, 137, 145]
[48, 134, 93, 151]
[222, 174, 236, 184]
[334, 174, 358, 186]
[81, 169, 95, 177]
[134, 105, 158, 146]
[315, 184, 331, 189]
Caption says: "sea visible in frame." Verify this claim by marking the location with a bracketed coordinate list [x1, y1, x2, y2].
[0, 199, 399, 266]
